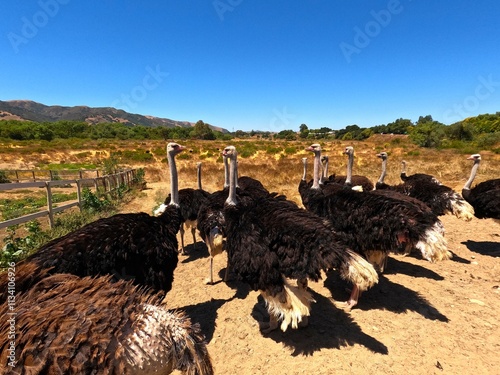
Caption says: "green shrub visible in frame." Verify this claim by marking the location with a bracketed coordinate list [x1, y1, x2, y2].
[81, 187, 111, 213]
[0, 171, 10, 183]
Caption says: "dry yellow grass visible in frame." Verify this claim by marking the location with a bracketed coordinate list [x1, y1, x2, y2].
[1, 135, 499, 210]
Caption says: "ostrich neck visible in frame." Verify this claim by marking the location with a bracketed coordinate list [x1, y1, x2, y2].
[197, 164, 202, 190]
[323, 160, 328, 180]
[226, 155, 238, 206]
[312, 151, 321, 189]
[464, 159, 480, 190]
[401, 161, 407, 176]
[223, 156, 229, 188]
[301, 159, 307, 181]
[167, 151, 179, 206]
[377, 158, 387, 184]
[321, 159, 328, 183]
[346, 153, 353, 185]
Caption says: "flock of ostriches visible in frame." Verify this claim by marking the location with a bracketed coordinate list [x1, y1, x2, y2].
[1, 142, 499, 374]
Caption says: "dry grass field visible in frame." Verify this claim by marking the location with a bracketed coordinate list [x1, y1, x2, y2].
[1, 135, 499, 374]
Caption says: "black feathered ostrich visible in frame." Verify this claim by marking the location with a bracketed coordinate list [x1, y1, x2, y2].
[155, 161, 210, 254]
[197, 187, 229, 285]
[303, 144, 451, 306]
[197, 153, 269, 285]
[0, 142, 185, 304]
[378, 152, 475, 221]
[197, 154, 231, 285]
[400, 159, 441, 184]
[462, 153, 500, 222]
[222, 145, 378, 331]
[0, 273, 214, 375]
[298, 157, 362, 209]
[321, 154, 374, 191]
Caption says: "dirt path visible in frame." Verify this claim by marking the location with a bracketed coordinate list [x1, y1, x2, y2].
[125, 181, 500, 375]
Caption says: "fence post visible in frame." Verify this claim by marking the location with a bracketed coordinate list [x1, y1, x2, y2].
[46, 182, 54, 228]
[76, 179, 83, 212]
[49, 170, 54, 181]
[15, 170, 19, 183]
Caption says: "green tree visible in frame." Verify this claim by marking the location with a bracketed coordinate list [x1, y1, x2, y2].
[409, 120, 446, 148]
[446, 121, 473, 141]
[386, 118, 414, 134]
[299, 123, 309, 139]
[192, 120, 215, 140]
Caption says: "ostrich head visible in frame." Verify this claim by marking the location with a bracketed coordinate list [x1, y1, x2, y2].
[222, 145, 237, 158]
[305, 143, 321, 153]
[377, 152, 388, 160]
[467, 154, 481, 162]
[343, 146, 354, 157]
[320, 155, 329, 163]
[167, 142, 185, 156]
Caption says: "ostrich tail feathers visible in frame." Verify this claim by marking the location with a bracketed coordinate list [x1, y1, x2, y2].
[341, 250, 379, 291]
[450, 196, 475, 222]
[168, 310, 214, 375]
[416, 223, 452, 262]
[261, 279, 315, 332]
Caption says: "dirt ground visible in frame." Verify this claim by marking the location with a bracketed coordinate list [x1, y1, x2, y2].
[122, 180, 500, 375]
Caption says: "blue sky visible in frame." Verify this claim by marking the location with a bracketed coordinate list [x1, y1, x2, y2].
[1, 1, 499, 132]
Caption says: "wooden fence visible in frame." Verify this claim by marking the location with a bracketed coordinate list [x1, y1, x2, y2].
[0, 169, 137, 230]
[1, 169, 102, 183]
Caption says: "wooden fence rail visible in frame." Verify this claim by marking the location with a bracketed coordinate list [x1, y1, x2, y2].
[0, 169, 137, 230]
[1, 169, 102, 183]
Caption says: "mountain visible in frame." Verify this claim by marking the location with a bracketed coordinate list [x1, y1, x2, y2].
[0, 100, 229, 133]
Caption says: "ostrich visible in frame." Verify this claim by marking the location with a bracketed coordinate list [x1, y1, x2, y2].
[378, 152, 475, 221]
[400, 159, 441, 184]
[197, 187, 229, 285]
[222, 145, 378, 331]
[321, 155, 374, 191]
[304, 144, 450, 306]
[373, 152, 437, 213]
[155, 162, 210, 254]
[462, 153, 500, 222]
[299, 157, 362, 209]
[197, 153, 268, 285]
[298, 157, 310, 207]
[0, 142, 185, 304]
[0, 274, 214, 375]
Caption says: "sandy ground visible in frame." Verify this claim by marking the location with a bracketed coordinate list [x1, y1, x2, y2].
[122, 180, 500, 375]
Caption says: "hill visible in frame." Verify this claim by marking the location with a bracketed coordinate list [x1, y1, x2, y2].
[0, 100, 229, 133]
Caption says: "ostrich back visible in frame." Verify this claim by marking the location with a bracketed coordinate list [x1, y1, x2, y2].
[470, 178, 500, 196]
[328, 174, 374, 191]
[223, 192, 352, 297]
[305, 187, 440, 254]
[165, 188, 210, 222]
[464, 188, 500, 219]
[0, 206, 182, 303]
[0, 274, 213, 375]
